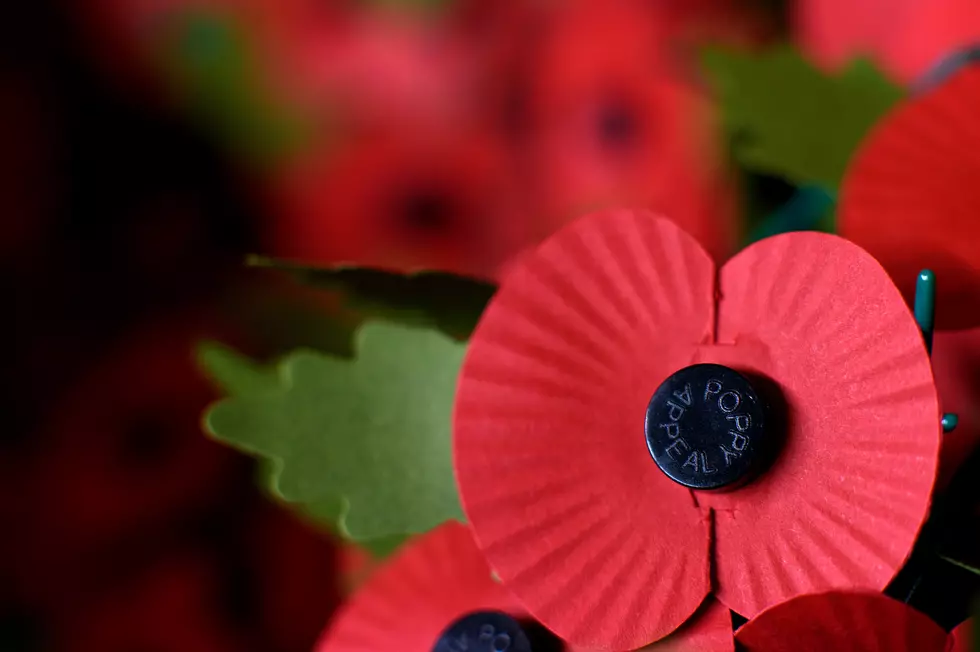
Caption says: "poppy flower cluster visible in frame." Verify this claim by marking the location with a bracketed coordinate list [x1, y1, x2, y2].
[311, 204, 977, 651]
[71, 0, 750, 280]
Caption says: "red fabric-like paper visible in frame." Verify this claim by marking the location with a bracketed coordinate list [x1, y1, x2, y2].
[454, 209, 939, 649]
[456, 211, 715, 650]
[703, 231, 940, 618]
[735, 591, 949, 651]
[839, 66, 980, 329]
[315, 522, 524, 652]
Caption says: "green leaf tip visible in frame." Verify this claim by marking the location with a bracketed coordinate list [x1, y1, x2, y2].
[196, 340, 280, 398]
[205, 320, 467, 541]
[701, 44, 903, 188]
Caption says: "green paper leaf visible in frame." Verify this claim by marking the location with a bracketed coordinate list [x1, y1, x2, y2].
[247, 257, 496, 339]
[196, 340, 279, 398]
[204, 321, 466, 541]
[702, 45, 903, 188]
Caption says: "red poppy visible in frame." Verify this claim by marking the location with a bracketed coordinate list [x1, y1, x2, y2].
[52, 551, 246, 652]
[793, 0, 980, 83]
[453, 209, 940, 649]
[265, 123, 530, 280]
[13, 316, 243, 609]
[313, 521, 528, 652]
[736, 590, 971, 651]
[245, 501, 342, 652]
[519, 0, 740, 263]
[838, 66, 980, 330]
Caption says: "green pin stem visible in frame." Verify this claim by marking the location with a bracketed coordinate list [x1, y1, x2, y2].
[914, 270, 935, 355]
[914, 270, 957, 433]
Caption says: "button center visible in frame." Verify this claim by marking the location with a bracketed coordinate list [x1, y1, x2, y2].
[644, 363, 767, 490]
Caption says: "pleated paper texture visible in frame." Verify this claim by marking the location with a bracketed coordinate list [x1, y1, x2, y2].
[315, 522, 524, 652]
[735, 591, 950, 651]
[454, 209, 940, 649]
[839, 66, 980, 329]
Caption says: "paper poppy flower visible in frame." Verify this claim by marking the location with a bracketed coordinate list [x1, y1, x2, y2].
[266, 124, 530, 280]
[453, 209, 940, 649]
[838, 65, 980, 330]
[314, 521, 532, 652]
[793, 0, 980, 83]
[13, 316, 244, 609]
[519, 0, 739, 263]
[736, 590, 971, 651]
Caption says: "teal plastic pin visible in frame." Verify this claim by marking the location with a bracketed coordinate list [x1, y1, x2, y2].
[914, 270, 935, 355]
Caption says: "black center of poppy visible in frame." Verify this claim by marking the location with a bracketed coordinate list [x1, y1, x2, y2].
[644, 364, 769, 490]
[396, 184, 456, 235]
[595, 98, 639, 151]
[432, 611, 533, 652]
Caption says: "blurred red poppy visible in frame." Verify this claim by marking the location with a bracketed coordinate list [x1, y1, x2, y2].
[52, 551, 246, 652]
[314, 522, 526, 652]
[793, 0, 980, 83]
[265, 123, 530, 279]
[15, 314, 244, 608]
[245, 501, 342, 652]
[736, 590, 970, 652]
[519, 0, 740, 263]
[454, 210, 940, 649]
[838, 66, 980, 330]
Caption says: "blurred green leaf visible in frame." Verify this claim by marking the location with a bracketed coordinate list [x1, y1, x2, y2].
[248, 257, 497, 339]
[204, 321, 466, 541]
[702, 45, 903, 188]
[162, 11, 313, 163]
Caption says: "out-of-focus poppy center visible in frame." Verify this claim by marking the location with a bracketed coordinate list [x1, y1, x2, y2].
[595, 97, 640, 151]
[395, 184, 457, 235]
[119, 413, 175, 467]
[432, 611, 532, 652]
[644, 363, 771, 491]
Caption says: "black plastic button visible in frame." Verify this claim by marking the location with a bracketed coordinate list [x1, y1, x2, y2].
[644, 363, 767, 490]
[432, 611, 532, 652]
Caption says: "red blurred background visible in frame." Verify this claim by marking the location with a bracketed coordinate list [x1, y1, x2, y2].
[1, 0, 795, 650]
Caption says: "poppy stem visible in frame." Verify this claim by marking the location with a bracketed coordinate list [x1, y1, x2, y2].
[914, 269, 935, 355]
[942, 413, 959, 433]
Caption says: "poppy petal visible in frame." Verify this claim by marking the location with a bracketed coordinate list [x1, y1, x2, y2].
[932, 328, 980, 487]
[735, 591, 949, 651]
[839, 66, 980, 329]
[699, 231, 940, 617]
[454, 210, 714, 650]
[639, 598, 734, 652]
[315, 522, 523, 652]
[951, 619, 973, 652]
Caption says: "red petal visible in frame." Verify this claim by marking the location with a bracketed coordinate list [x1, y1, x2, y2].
[701, 232, 939, 617]
[454, 210, 714, 649]
[950, 619, 974, 652]
[933, 328, 980, 488]
[839, 66, 980, 329]
[735, 591, 949, 651]
[315, 522, 523, 652]
[641, 598, 734, 652]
